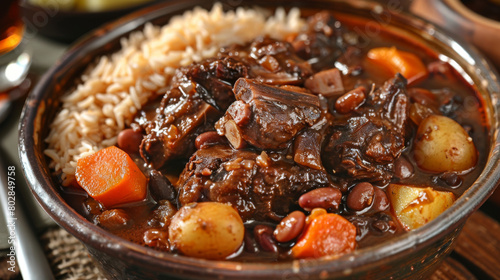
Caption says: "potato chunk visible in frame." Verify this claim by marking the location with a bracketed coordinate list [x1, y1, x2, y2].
[168, 202, 244, 260]
[413, 115, 477, 173]
[388, 184, 455, 230]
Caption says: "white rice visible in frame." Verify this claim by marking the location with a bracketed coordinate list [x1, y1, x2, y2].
[44, 3, 306, 186]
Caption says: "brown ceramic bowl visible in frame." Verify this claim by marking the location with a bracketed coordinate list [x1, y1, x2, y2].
[411, 0, 500, 68]
[19, 0, 500, 279]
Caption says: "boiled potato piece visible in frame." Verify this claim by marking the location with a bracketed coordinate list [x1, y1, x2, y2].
[169, 202, 244, 260]
[388, 184, 455, 230]
[413, 115, 477, 173]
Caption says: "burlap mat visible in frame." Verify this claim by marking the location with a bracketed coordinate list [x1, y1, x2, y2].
[40, 226, 107, 280]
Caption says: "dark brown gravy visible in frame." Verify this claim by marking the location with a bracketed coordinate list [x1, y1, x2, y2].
[59, 10, 489, 262]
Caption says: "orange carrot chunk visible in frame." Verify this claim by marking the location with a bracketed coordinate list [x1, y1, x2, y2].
[367, 46, 428, 85]
[291, 211, 356, 259]
[75, 146, 147, 208]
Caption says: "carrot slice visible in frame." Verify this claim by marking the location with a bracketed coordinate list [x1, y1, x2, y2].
[366, 46, 428, 85]
[291, 211, 356, 259]
[75, 146, 147, 208]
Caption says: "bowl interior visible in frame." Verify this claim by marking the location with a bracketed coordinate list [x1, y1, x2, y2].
[19, 0, 500, 279]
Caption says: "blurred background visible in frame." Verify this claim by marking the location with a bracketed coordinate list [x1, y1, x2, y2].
[20, 0, 161, 43]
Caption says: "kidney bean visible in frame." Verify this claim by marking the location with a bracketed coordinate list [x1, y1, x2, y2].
[244, 230, 259, 253]
[143, 228, 169, 250]
[148, 170, 176, 202]
[273, 211, 306, 243]
[394, 156, 414, 179]
[194, 131, 226, 150]
[335, 86, 366, 114]
[371, 187, 390, 213]
[117, 128, 143, 154]
[254, 225, 278, 253]
[439, 172, 462, 187]
[347, 182, 375, 211]
[298, 187, 342, 212]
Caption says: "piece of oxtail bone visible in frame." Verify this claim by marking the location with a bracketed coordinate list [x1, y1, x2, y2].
[216, 78, 322, 150]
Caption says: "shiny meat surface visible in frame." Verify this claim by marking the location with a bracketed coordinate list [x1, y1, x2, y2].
[323, 74, 410, 185]
[177, 145, 335, 221]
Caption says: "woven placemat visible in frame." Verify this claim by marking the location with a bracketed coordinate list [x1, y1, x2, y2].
[40, 227, 107, 280]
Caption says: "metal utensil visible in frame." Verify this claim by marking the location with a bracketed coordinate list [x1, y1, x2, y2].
[0, 149, 55, 280]
[0, 82, 55, 280]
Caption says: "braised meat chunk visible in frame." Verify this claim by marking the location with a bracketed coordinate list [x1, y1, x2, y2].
[323, 74, 410, 184]
[139, 57, 244, 169]
[138, 12, 360, 169]
[140, 38, 317, 169]
[177, 145, 336, 221]
[216, 78, 324, 150]
[292, 11, 360, 71]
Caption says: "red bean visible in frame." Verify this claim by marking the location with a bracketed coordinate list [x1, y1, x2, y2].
[347, 182, 375, 211]
[194, 131, 226, 150]
[149, 170, 176, 202]
[117, 128, 143, 154]
[335, 86, 366, 114]
[394, 156, 414, 179]
[244, 230, 259, 253]
[273, 211, 306, 243]
[298, 187, 342, 212]
[371, 187, 390, 212]
[254, 225, 278, 253]
[439, 172, 462, 187]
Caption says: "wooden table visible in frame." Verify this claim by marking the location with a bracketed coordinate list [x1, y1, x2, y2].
[431, 201, 500, 280]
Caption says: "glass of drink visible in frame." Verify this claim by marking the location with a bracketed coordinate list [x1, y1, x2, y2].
[0, 0, 32, 95]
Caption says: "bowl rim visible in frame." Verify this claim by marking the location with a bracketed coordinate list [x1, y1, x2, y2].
[18, 0, 500, 278]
